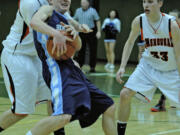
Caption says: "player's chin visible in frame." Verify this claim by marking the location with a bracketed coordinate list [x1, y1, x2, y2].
[144, 10, 150, 15]
[60, 6, 69, 11]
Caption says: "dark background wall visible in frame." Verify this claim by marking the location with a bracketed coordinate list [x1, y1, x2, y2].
[1, 0, 180, 63]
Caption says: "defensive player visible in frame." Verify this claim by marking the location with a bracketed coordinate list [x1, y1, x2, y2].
[116, 0, 180, 134]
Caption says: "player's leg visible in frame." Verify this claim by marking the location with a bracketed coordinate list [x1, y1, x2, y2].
[117, 88, 136, 135]
[117, 59, 156, 135]
[108, 42, 116, 71]
[26, 114, 71, 135]
[0, 50, 38, 131]
[102, 104, 116, 135]
[151, 93, 166, 112]
[156, 69, 180, 110]
[0, 110, 27, 131]
[78, 74, 117, 135]
[104, 42, 111, 65]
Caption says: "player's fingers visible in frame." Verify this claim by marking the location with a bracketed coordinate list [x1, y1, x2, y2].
[66, 37, 73, 42]
[63, 44, 67, 53]
[52, 43, 56, 54]
[66, 27, 73, 33]
[57, 44, 60, 57]
[60, 22, 66, 26]
[60, 44, 64, 56]
[71, 31, 77, 40]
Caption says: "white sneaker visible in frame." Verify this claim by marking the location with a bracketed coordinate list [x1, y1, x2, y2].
[108, 64, 115, 72]
[109, 64, 115, 69]
[104, 63, 110, 69]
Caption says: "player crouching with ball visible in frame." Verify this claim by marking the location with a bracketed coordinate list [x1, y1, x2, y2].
[27, 0, 117, 135]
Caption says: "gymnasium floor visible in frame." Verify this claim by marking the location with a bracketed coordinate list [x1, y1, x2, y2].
[0, 63, 180, 135]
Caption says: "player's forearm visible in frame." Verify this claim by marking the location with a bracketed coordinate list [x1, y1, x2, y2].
[68, 19, 81, 32]
[31, 19, 59, 38]
[120, 41, 134, 69]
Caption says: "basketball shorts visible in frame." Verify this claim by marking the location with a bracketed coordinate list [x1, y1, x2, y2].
[125, 58, 180, 106]
[1, 49, 51, 115]
[43, 59, 114, 128]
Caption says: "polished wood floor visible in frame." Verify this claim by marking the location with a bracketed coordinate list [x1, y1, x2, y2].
[0, 63, 180, 135]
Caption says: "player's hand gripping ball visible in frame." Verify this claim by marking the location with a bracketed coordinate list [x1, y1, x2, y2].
[46, 30, 81, 60]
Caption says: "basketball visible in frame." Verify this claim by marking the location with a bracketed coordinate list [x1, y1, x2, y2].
[46, 30, 81, 60]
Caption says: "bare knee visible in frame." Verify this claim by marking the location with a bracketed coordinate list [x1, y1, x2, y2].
[104, 104, 116, 117]
[57, 114, 72, 125]
[13, 113, 28, 120]
[120, 88, 135, 102]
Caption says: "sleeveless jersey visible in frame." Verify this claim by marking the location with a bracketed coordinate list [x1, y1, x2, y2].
[140, 13, 177, 71]
[33, 11, 69, 87]
[2, 0, 48, 56]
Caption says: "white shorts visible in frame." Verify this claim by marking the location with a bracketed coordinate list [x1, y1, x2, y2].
[125, 59, 180, 106]
[1, 49, 51, 115]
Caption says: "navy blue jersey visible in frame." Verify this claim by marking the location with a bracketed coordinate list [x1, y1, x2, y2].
[33, 10, 113, 127]
[33, 10, 69, 88]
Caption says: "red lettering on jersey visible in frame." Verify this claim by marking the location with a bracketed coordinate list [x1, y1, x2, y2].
[145, 38, 173, 48]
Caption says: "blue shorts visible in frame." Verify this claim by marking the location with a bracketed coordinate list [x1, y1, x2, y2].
[43, 59, 114, 128]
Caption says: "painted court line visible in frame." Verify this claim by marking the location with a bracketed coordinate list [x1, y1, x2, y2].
[149, 129, 180, 135]
[87, 72, 130, 77]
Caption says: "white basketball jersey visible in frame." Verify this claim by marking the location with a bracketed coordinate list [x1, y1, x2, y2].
[2, 0, 49, 56]
[140, 13, 177, 71]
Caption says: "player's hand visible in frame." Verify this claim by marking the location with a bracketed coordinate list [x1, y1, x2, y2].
[96, 31, 101, 39]
[61, 22, 77, 40]
[80, 24, 93, 33]
[52, 31, 67, 57]
[116, 68, 125, 84]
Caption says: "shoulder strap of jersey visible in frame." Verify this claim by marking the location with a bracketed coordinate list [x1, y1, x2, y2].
[140, 16, 144, 41]
[168, 19, 172, 40]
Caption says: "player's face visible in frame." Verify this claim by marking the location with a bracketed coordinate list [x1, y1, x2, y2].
[143, 0, 162, 16]
[110, 10, 116, 19]
[81, 0, 89, 10]
[52, 0, 71, 13]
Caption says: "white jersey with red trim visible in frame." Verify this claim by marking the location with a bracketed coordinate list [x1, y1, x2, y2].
[140, 13, 177, 71]
[2, 0, 49, 56]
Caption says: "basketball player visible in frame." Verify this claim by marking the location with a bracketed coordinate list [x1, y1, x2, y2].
[0, 0, 91, 135]
[0, 0, 52, 133]
[25, 0, 117, 135]
[116, 0, 180, 134]
[150, 9, 180, 112]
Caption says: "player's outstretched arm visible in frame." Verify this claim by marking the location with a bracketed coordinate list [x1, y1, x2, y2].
[116, 16, 140, 84]
[172, 20, 180, 74]
[30, 5, 71, 56]
[30, 5, 59, 37]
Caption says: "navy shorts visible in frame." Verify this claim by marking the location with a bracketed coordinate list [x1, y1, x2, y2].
[43, 59, 114, 128]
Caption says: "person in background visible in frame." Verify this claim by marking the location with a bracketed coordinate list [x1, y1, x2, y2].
[102, 9, 121, 72]
[74, 0, 101, 73]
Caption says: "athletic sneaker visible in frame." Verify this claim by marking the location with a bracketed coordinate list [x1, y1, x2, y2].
[151, 105, 166, 112]
[108, 64, 115, 72]
[104, 63, 110, 70]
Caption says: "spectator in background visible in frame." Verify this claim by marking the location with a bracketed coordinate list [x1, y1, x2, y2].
[74, 0, 101, 73]
[102, 9, 121, 72]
